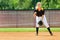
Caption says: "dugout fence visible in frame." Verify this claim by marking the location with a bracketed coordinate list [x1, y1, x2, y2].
[0, 10, 60, 28]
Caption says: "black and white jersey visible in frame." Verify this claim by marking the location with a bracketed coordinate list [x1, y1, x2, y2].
[34, 9, 45, 17]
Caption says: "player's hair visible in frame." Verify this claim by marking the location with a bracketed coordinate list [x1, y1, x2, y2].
[35, 2, 41, 10]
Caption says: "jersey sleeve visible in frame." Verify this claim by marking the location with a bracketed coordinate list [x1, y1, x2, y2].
[34, 10, 37, 13]
[42, 9, 45, 15]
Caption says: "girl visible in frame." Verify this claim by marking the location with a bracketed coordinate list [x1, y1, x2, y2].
[33, 2, 53, 36]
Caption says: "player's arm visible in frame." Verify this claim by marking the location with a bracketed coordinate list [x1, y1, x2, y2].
[33, 10, 37, 18]
[42, 15, 44, 20]
[42, 8, 45, 20]
[33, 12, 36, 18]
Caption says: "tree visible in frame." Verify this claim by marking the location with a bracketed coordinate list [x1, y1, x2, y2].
[0, 0, 9, 10]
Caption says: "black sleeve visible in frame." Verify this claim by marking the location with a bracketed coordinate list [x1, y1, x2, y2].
[42, 10, 45, 15]
[34, 10, 37, 13]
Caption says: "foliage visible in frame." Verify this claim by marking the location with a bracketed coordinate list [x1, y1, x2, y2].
[0, 0, 60, 10]
[41, 0, 60, 9]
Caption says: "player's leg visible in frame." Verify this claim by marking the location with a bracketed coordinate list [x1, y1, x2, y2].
[43, 15, 53, 36]
[47, 27, 53, 36]
[36, 16, 40, 36]
[36, 27, 39, 36]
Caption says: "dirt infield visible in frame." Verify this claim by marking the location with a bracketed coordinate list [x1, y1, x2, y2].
[0, 32, 60, 40]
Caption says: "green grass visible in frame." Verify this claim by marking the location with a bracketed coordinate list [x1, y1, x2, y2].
[0, 28, 60, 32]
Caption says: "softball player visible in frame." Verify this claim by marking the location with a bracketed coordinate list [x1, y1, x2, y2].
[33, 2, 53, 36]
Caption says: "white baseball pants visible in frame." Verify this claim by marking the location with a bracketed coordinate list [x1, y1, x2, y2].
[36, 15, 49, 28]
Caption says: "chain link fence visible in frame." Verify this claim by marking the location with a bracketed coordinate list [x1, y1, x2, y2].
[0, 10, 60, 28]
